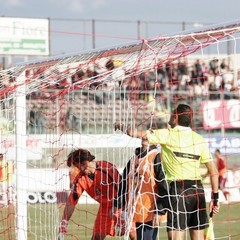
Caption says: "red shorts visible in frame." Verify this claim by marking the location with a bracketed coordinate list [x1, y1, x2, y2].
[93, 206, 136, 237]
[93, 205, 115, 236]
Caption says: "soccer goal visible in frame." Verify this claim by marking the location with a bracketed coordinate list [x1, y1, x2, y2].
[0, 21, 240, 240]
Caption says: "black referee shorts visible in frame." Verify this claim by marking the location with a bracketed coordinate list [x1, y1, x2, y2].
[167, 180, 208, 231]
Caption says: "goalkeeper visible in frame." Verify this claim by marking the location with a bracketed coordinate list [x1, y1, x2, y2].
[59, 148, 125, 240]
[115, 103, 220, 240]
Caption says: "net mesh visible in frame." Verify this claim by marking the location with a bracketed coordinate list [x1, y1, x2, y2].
[0, 21, 240, 239]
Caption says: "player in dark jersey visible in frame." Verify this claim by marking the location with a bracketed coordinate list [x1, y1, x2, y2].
[114, 145, 168, 240]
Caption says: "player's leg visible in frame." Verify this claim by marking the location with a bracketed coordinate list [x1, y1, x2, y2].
[219, 176, 229, 201]
[167, 182, 187, 240]
[152, 212, 168, 240]
[135, 221, 154, 240]
[152, 227, 158, 240]
[129, 231, 137, 240]
[91, 233, 107, 240]
[167, 203, 187, 240]
[189, 229, 204, 240]
[129, 221, 137, 240]
[167, 229, 186, 240]
[167, 181, 206, 240]
[92, 205, 115, 240]
[188, 182, 208, 240]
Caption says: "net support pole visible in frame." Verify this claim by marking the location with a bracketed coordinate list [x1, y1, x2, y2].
[15, 70, 28, 240]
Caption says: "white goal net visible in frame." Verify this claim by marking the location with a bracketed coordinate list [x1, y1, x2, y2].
[0, 21, 240, 239]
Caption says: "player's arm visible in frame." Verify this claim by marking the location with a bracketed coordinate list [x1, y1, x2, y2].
[153, 153, 169, 215]
[62, 201, 76, 221]
[205, 160, 220, 216]
[114, 158, 132, 210]
[59, 180, 83, 235]
[58, 200, 76, 238]
[114, 122, 148, 141]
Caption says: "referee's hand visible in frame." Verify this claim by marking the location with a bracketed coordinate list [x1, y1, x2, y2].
[210, 199, 220, 217]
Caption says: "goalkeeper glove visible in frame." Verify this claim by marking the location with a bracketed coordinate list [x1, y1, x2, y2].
[58, 219, 68, 239]
[114, 210, 127, 236]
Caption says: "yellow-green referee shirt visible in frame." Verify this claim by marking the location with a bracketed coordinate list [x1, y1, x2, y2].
[147, 126, 213, 182]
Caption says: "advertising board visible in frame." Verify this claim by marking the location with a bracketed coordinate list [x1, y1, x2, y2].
[0, 17, 49, 56]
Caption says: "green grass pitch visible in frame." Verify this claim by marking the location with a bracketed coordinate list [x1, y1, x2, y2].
[0, 202, 239, 239]
[60, 202, 240, 240]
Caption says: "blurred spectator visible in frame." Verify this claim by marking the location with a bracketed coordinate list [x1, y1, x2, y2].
[209, 58, 219, 75]
[0, 153, 14, 206]
[209, 82, 219, 100]
[214, 70, 223, 91]
[194, 59, 202, 77]
[178, 60, 189, 91]
[105, 59, 120, 89]
[94, 84, 107, 104]
[165, 62, 172, 81]
[215, 149, 229, 201]
[222, 66, 234, 94]
[29, 108, 37, 134]
[67, 107, 80, 132]
[104, 59, 125, 100]
[202, 149, 229, 202]
[168, 63, 179, 91]
[220, 59, 226, 70]
[72, 70, 85, 85]
[28, 107, 46, 134]
[88, 68, 100, 89]
[190, 65, 199, 85]
[157, 65, 166, 90]
[37, 110, 46, 134]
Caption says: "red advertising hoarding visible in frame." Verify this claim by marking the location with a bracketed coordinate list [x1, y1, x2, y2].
[201, 100, 240, 129]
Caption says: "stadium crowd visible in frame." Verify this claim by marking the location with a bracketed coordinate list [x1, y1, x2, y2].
[1, 57, 239, 98]
[1, 57, 240, 134]
[35, 58, 240, 99]
[56, 58, 238, 96]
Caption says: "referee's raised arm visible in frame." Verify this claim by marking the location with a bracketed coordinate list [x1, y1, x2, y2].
[114, 122, 148, 141]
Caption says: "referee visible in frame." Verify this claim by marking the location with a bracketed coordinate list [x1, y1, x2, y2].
[115, 104, 220, 240]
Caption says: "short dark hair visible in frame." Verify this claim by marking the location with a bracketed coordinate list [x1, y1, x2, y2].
[174, 104, 193, 127]
[67, 149, 95, 167]
[215, 149, 220, 154]
[0, 153, 3, 158]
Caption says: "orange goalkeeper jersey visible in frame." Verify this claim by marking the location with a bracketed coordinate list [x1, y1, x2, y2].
[130, 149, 159, 223]
[68, 161, 120, 207]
